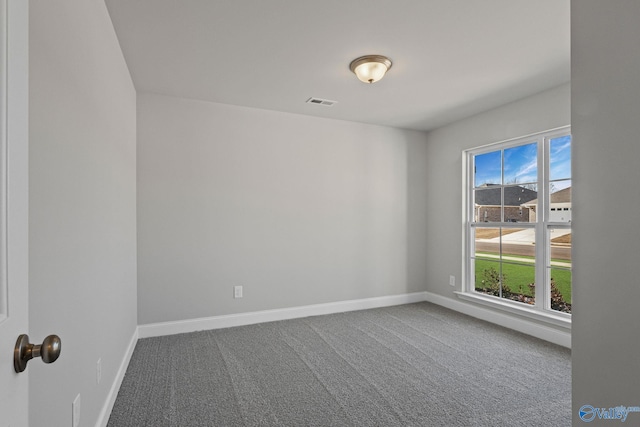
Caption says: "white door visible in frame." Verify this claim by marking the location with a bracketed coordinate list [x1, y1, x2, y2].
[0, 0, 29, 425]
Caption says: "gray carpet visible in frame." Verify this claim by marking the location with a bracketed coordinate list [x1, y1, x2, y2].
[107, 302, 571, 426]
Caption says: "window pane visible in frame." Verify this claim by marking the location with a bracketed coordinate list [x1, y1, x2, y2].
[474, 227, 500, 259]
[474, 187, 501, 222]
[474, 227, 535, 261]
[500, 262, 536, 305]
[550, 269, 571, 313]
[504, 142, 537, 185]
[549, 226, 571, 313]
[504, 184, 537, 223]
[501, 227, 535, 260]
[550, 135, 571, 181]
[474, 150, 501, 187]
[549, 228, 572, 262]
[474, 260, 503, 296]
[549, 180, 571, 222]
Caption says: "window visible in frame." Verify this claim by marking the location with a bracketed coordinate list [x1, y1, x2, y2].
[463, 127, 571, 320]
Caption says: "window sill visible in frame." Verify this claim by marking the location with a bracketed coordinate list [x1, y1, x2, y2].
[455, 291, 571, 330]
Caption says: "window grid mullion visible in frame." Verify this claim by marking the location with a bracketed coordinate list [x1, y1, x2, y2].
[537, 136, 550, 312]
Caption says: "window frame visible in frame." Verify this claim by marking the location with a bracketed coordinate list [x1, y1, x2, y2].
[459, 126, 571, 327]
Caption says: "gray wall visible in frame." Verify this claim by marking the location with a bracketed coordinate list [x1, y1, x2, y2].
[29, 0, 137, 425]
[137, 93, 428, 325]
[572, 1, 640, 424]
[423, 84, 570, 326]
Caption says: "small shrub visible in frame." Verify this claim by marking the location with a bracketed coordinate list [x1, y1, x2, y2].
[476, 269, 571, 313]
[550, 278, 572, 313]
[477, 266, 508, 297]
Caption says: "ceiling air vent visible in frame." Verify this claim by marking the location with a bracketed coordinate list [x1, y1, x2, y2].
[306, 97, 337, 107]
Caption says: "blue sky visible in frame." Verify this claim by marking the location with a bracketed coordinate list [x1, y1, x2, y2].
[474, 135, 571, 191]
[550, 135, 571, 181]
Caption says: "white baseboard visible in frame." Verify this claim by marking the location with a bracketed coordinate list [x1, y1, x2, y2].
[95, 327, 139, 427]
[137, 291, 570, 347]
[138, 292, 428, 339]
[422, 291, 571, 348]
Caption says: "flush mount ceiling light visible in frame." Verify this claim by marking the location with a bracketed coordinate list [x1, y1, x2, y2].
[349, 55, 392, 84]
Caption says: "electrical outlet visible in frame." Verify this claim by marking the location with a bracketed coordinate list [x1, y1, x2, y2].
[449, 275, 456, 287]
[72, 394, 81, 427]
[234, 285, 243, 299]
[97, 358, 102, 384]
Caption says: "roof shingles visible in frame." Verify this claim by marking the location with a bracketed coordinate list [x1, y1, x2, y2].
[475, 185, 538, 206]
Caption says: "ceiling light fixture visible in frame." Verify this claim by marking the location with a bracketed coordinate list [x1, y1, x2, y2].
[349, 55, 392, 84]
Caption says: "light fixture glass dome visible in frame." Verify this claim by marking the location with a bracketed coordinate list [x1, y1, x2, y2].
[349, 55, 392, 84]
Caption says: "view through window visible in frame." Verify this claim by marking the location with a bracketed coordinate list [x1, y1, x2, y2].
[466, 127, 571, 316]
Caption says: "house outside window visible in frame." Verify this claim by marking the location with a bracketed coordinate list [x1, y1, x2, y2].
[463, 127, 572, 321]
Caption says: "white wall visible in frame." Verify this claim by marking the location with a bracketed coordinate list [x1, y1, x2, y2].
[572, 2, 640, 424]
[422, 84, 570, 333]
[137, 93, 428, 325]
[29, 0, 137, 425]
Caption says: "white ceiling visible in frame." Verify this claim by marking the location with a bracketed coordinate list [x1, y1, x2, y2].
[105, 0, 570, 132]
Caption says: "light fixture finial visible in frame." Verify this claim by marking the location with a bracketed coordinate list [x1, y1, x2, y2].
[349, 55, 392, 84]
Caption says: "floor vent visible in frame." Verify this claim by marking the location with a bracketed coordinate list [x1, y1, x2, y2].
[306, 97, 337, 106]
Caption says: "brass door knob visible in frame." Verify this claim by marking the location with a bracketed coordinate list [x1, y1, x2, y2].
[14, 334, 62, 373]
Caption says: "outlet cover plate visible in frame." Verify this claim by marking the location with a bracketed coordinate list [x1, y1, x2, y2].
[234, 285, 243, 299]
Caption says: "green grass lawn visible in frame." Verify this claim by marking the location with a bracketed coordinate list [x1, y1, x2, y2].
[550, 268, 572, 303]
[474, 259, 571, 303]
